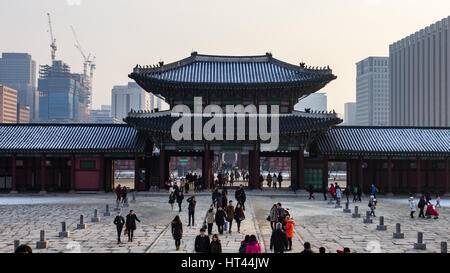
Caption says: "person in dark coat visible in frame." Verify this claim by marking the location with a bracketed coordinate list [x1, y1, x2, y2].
[277, 172, 283, 188]
[194, 228, 211, 253]
[176, 191, 184, 212]
[168, 191, 176, 211]
[308, 184, 315, 200]
[216, 191, 223, 209]
[418, 196, 426, 218]
[235, 185, 246, 210]
[115, 184, 122, 202]
[301, 242, 313, 253]
[270, 222, 288, 253]
[113, 212, 125, 243]
[215, 206, 227, 235]
[212, 187, 219, 207]
[121, 186, 128, 204]
[323, 184, 328, 200]
[225, 200, 235, 233]
[171, 215, 183, 251]
[187, 196, 196, 226]
[125, 210, 141, 242]
[210, 234, 222, 253]
[234, 203, 245, 233]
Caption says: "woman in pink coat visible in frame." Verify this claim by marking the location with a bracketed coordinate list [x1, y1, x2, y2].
[245, 235, 262, 253]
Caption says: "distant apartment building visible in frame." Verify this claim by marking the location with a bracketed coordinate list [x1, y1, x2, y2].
[112, 82, 169, 121]
[294, 93, 327, 112]
[0, 53, 37, 120]
[355, 56, 390, 126]
[17, 104, 30, 123]
[0, 85, 18, 123]
[390, 16, 450, 127]
[90, 105, 121, 123]
[344, 102, 357, 125]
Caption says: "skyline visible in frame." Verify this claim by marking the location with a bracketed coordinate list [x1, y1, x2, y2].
[0, 0, 449, 114]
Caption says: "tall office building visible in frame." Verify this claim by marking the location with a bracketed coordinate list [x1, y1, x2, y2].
[0, 53, 37, 120]
[344, 102, 357, 125]
[390, 16, 450, 127]
[355, 57, 390, 126]
[0, 85, 18, 123]
[112, 82, 168, 121]
[294, 93, 327, 112]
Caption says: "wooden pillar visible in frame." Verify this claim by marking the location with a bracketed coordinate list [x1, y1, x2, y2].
[40, 154, 46, 193]
[248, 147, 260, 190]
[254, 148, 260, 190]
[322, 156, 328, 190]
[298, 146, 305, 190]
[445, 157, 449, 194]
[203, 145, 211, 189]
[387, 157, 393, 194]
[70, 155, 75, 191]
[159, 146, 166, 189]
[416, 157, 422, 194]
[358, 157, 364, 193]
[134, 154, 139, 191]
[11, 154, 17, 192]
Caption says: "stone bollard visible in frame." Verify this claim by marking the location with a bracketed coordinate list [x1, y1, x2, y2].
[343, 202, 351, 213]
[58, 221, 70, 238]
[36, 230, 49, 249]
[131, 191, 136, 203]
[91, 209, 100, 222]
[376, 216, 387, 230]
[77, 215, 87, 229]
[114, 199, 121, 211]
[363, 211, 373, 224]
[14, 240, 20, 252]
[393, 223, 404, 239]
[352, 206, 361, 218]
[104, 204, 111, 216]
[413, 232, 426, 250]
[441, 242, 447, 253]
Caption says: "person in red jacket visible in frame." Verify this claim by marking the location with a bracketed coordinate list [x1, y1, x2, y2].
[284, 216, 295, 251]
[115, 184, 122, 202]
[245, 235, 262, 253]
[329, 184, 336, 200]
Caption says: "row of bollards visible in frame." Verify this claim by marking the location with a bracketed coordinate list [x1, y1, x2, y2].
[340, 201, 447, 253]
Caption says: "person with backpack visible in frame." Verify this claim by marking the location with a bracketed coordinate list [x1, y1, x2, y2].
[270, 222, 288, 253]
[186, 196, 196, 226]
[239, 235, 250, 253]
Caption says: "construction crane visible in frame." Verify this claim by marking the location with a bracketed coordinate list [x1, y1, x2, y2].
[47, 13, 57, 62]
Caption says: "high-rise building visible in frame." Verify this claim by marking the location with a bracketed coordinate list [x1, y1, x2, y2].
[294, 93, 327, 112]
[0, 53, 37, 120]
[112, 82, 168, 121]
[343, 102, 357, 125]
[355, 56, 390, 126]
[0, 85, 18, 123]
[390, 16, 450, 127]
[17, 104, 30, 123]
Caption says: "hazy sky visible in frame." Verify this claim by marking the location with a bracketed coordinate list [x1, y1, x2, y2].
[0, 0, 449, 115]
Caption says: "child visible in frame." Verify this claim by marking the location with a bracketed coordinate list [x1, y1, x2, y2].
[409, 196, 416, 218]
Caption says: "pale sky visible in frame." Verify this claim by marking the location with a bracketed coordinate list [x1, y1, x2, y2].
[0, 0, 449, 115]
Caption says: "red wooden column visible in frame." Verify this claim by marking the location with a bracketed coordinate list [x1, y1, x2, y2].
[202, 145, 211, 189]
[358, 157, 364, 193]
[70, 155, 76, 192]
[445, 157, 449, 194]
[322, 156, 328, 190]
[40, 154, 46, 193]
[159, 145, 166, 189]
[254, 147, 260, 190]
[416, 157, 422, 194]
[298, 146, 305, 190]
[387, 157, 393, 194]
[11, 154, 17, 193]
[99, 154, 105, 192]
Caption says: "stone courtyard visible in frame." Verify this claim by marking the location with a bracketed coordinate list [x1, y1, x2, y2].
[0, 191, 448, 253]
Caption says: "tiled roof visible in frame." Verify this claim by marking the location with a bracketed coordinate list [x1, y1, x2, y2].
[317, 126, 450, 157]
[0, 124, 145, 153]
[129, 52, 336, 86]
[125, 110, 342, 136]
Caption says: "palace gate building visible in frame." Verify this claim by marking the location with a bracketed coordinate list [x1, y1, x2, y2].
[0, 52, 449, 194]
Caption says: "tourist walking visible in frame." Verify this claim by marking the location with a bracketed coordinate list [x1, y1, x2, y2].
[205, 205, 215, 235]
[273, 174, 277, 189]
[267, 173, 272, 188]
[277, 172, 283, 188]
[210, 234, 222, 253]
[329, 184, 335, 200]
[168, 191, 176, 210]
[344, 186, 350, 203]
[425, 192, 432, 204]
[269, 204, 278, 230]
[115, 184, 122, 202]
[259, 174, 264, 191]
[357, 186, 362, 202]
[125, 210, 141, 242]
[285, 215, 295, 251]
[176, 191, 184, 212]
[323, 184, 328, 200]
[194, 228, 211, 253]
[270, 222, 288, 253]
[418, 196, 426, 218]
[113, 212, 125, 243]
[187, 196, 196, 226]
[368, 195, 376, 217]
[234, 203, 245, 233]
[371, 184, 378, 198]
[235, 185, 246, 210]
[308, 184, 315, 200]
[171, 215, 183, 250]
[225, 200, 235, 233]
[245, 235, 262, 253]
[239, 235, 250, 253]
[335, 185, 342, 206]
[436, 195, 441, 208]
[352, 185, 358, 202]
[215, 206, 226, 235]
[409, 196, 416, 218]
[121, 186, 128, 204]
[212, 187, 219, 207]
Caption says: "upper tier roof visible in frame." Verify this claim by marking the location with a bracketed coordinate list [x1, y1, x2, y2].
[129, 52, 336, 86]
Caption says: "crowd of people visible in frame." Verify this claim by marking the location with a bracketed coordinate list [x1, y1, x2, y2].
[409, 192, 440, 219]
[165, 172, 204, 193]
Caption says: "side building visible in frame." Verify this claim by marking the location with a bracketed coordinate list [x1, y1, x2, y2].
[390, 16, 450, 127]
[343, 102, 356, 125]
[0, 85, 18, 123]
[355, 56, 390, 126]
